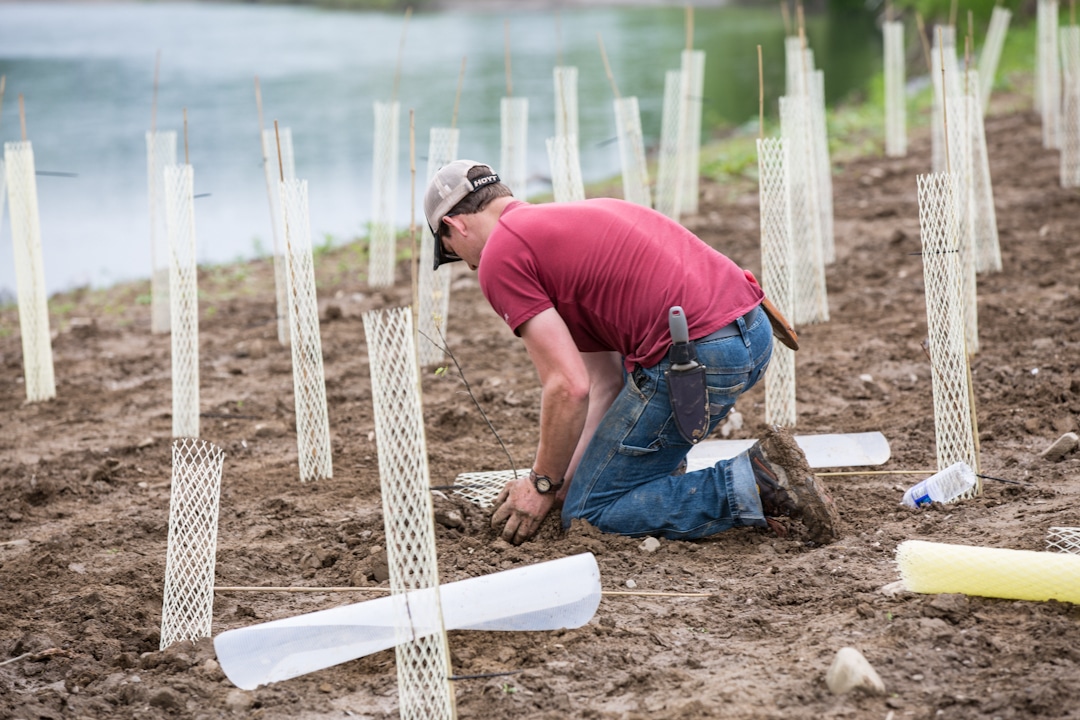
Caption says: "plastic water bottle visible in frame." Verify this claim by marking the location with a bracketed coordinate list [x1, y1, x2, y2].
[901, 462, 977, 508]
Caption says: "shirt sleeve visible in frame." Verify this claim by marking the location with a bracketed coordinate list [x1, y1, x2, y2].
[478, 234, 554, 335]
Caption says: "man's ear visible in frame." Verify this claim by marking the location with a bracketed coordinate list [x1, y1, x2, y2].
[443, 214, 467, 236]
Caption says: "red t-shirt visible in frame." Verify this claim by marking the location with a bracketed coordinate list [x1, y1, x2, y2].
[478, 198, 763, 371]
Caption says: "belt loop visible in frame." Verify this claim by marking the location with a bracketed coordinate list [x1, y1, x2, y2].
[736, 312, 751, 347]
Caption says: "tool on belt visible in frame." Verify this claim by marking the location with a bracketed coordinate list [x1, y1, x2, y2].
[665, 306, 710, 444]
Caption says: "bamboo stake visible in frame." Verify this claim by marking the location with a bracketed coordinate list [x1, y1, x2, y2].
[758, 45, 765, 140]
[916, 13, 933, 72]
[816, 470, 937, 477]
[19, 94, 27, 142]
[182, 108, 189, 166]
[597, 34, 621, 99]
[452, 56, 466, 130]
[0, 76, 6, 134]
[151, 50, 161, 134]
[685, 4, 694, 51]
[504, 19, 513, 96]
[409, 109, 418, 333]
[391, 7, 412, 104]
[796, 1, 805, 40]
[780, 0, 792, 37]
[949, 0, 958, 30]
[555, 10, 562, 68]
[214, 586, 713, 598]
[939, 29, 951, 175]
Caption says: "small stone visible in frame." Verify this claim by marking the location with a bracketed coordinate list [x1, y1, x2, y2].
[136, 437, 156, 449]
[319, 682, 333, 693]
[878, 580, 909, 598]
[625, 579, 637, 589]
[1042, 432, 1078, 462]
[640, 537, 661, 553]
[224, 689, 253, 711]
[434, 508, 464, 529]
[826, 647, 886, 696]
[148, 687, 182, 710]
[68, 563, 86, 575]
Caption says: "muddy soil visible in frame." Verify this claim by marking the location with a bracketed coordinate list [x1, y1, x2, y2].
[2, 96, 1079, 719]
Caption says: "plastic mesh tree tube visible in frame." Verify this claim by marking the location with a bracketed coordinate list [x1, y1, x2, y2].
[916, 172, 978, 479]
[978, 7, 1012, 116]
[369, 100, 399, 288]
[780, 95, 828, 326]
[965, 71, 1002, 273]
[947, 88, 979, 357]
[614, 96, 651, 208]
[546, 134, 584, 203]
[160, 438, 225, 650]
[758, 137, 796, 428]
[931, 28, 960, 174]
[5, 141, 56, 403]
[810, 69, 834, 264]
[655, 69, 685, 221]
[280, 179, 333, 482]
[164, 164, 200, 438]
[146, 130, 177, 335]
[553, 66, 579, 143]
[500, 96, 529, 200]
[897, 540, 1080, 603]
[884, 21, 907, 157]
[1047, 527, 1080, 554]
[678, 49, 705, 216]
[262, 126, 297, 346]
[1059, 26, 1080, 188]
[416, 127, 459, 368]
[362, 307, 456, 720]
[784, 36, 805, 98]
[1038, 0, 1061, 148]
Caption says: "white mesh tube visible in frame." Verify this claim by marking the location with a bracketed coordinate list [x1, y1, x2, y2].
[785, 36, 806, 98]
[780, 95, 828, 326]
[655, 69, 685, 221]
[363, 307, 456, 720]
[931, 31, 960, 174]
[966, 72, 1002, 273]
[417, 127, 459, 368]
[916, 172, 978, 476]
[897, 540, 1080, 604]
[160, 438, 225, 650]
[262, 127, 297, 346]
[369, 100, 399, 288]
[884, 21, 907, 158]
[280, 179, 333, 482]
[1047, 527, 1080, 554]
[947, 89, 979, 357]
[614, 96, 651, 208]
[500, 96, 529, 200]
[164, 164, 200, 438]
[554, 66, 579, 143]
[1039, 0, 1061, 148]
[1059, 27, 1080, 188]
[5, 141, 56, 403]
[679, 49, 705, 216]
[147, 131, 177, 335]
[758, 137, 796, 428]
[546, 134, 585, 203]
[978, 7, 1012, 115]
[810, 69, 834, 264]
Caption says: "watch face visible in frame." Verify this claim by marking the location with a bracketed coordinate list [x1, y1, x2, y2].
[535, 476, 552, 493]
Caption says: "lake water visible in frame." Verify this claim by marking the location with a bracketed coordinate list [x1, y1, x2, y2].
[0, 1, 879, 298]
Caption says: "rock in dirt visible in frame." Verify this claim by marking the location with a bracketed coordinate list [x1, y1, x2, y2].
[826, 647, 886, 696]
[640, 537, 661, 553]
[148, 687, 182, 710]
[224, 689, 254, 712]
[1041, 433, 1078, 462]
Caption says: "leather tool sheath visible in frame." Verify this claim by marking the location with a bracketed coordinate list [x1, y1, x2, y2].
[665, 307, 710, 444]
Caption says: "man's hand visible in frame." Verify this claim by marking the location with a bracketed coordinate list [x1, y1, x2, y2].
[491, 475, 557, 545]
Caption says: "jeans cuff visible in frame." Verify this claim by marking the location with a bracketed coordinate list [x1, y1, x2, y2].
[729, 451, 767, 528]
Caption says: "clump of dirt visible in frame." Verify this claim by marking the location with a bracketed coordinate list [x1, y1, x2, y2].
[2, 99, 1080, 719]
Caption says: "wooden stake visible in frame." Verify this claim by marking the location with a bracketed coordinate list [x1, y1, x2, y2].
[409, 109, 418, 332]
[939, 28, 951, 175]
[758, 45, 764, 140]
[949, 0, 958, 30]
[555, 10, 563, 68]
[816, 470, 937, 477]
[452, 56, 466, 130]
[0, 76, 6, 135]
[597, 34, 621, 99]
[19, 94, 27, 142]
[392, 7, 412, 104]
[151, 50, 161, 133]
[182, 107, 189, 165]
[273, 120, 284, 183]
[796, 1, 805, 40]
[780, 0, 792, 37]
[504, 19, 513, 96]
[916, 13, 933, 73]
[685, 4, 694, 52]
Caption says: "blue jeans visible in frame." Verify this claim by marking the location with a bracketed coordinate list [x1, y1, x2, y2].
[561, 305, 773, 539]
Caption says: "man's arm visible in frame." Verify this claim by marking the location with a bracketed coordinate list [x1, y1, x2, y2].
[491, 308, 589, 543]
[559, 351, 624, 499]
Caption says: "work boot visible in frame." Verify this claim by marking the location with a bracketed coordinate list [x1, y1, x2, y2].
[747, 426, 841, 544]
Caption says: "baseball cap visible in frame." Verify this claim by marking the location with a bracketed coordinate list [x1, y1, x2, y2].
[424, 159, 501, 270]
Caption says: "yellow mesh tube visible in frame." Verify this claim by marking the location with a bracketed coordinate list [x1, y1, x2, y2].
[897, 540, 1080, 603]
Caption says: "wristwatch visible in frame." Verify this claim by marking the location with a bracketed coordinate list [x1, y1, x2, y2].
[530, 469, 564, 495]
